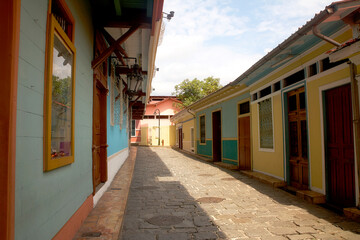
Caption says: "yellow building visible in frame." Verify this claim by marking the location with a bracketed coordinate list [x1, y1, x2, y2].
[171, 109, 196, 153]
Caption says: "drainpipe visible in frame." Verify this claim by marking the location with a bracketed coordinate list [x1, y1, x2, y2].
[312, 25, 341, 47]
[313, 25, 360, 208]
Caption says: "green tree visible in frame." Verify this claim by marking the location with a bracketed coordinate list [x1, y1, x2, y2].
[172, 76, 222, 106]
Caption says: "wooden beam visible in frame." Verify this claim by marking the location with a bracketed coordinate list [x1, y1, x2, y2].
[100, 28, 128, 60]
[129, 96, 142, 108]
[92, 25, 140, 69]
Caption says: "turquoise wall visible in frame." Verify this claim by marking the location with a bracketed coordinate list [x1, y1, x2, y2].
[195, 93, 250, 162]
[107, 75, 129, 156]
[15, 0, 94, 239]
[197, 140, 212, 157]
[223, 140, 237, 162]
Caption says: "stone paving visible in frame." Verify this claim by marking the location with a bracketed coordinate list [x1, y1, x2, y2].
[119, 147, 360, 240]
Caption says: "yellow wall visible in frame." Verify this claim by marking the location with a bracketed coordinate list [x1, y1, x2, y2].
[251, 94, 284, 179]
[307, 66, 350, 190]
[180, 119, 195, 152]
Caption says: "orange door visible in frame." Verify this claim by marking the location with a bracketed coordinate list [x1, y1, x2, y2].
[238, 116, 251, 170]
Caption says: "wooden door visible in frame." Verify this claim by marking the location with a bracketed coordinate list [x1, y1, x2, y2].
[238, 116, 251, 169]
[212, 111, 222, 162]
[287, 87, 308, 189]
[179, 128, 183, 149]
[93, 85, 101, 188]
[325, 84, 355, 207]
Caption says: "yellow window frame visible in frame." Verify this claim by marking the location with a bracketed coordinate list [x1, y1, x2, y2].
[44, 15, 76, 171]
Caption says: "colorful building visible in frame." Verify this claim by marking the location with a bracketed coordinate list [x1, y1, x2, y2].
[131, 96, 182, 146]
[1, 0, 164, 239]
[171, 108, 196, 153]
[177, 0, 360, 210]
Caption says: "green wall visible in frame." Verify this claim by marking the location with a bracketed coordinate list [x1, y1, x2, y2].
[15, 0, 94, 239]
[197, 140, 212, 157]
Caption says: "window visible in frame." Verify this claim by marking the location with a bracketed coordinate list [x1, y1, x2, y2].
[131, 120, 136, 137]
[252, 93, 258, 101]
[320, 57, 347, 72]
[258, 98, 273, 149]
[44, 0, 76, 171]
[308, 63, 317, 77]
[273, 81, 281, 92]
[259, 86, 271, 98]
[200, 115, 206, 144]
[239, 101, 250, 115]
[284, 69, 305, 87]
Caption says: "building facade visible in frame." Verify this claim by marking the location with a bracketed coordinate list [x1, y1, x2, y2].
[0, 0, 164, 239]
[131, 96, 182, 146]
[174, 0, 360, 210]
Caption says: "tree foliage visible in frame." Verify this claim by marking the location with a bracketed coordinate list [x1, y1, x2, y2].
[172, 76, 222, 106]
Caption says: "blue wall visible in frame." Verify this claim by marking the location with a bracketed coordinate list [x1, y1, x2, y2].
[107, 75, 129, 156]
[15, 0, 94, 239]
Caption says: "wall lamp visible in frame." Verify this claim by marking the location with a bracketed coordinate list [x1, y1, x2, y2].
[163, 11, 175, 21]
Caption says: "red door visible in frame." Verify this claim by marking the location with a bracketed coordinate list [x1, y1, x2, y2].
[212, 111, 222, 162]
[325, 84, 355, 207]
[238, 116, 251, 169]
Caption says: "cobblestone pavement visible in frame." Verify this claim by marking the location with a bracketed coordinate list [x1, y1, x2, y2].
[119, 147, 360, 240]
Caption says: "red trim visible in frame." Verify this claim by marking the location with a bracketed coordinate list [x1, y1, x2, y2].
[52, 195, 93, 240]
[0, 0, 21, 239]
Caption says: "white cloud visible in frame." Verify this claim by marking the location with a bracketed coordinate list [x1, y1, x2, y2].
[152, 0, 334, 96]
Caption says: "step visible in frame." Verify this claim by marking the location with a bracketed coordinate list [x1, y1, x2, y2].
[296, 190, 326, 204]
[214, 162, 239, 170]
[343, 207, 360, 222]
[240, 170, 286, 188]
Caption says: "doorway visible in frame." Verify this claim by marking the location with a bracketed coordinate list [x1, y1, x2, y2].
[238, 116, 251, 170]
[212, 110, 222, 162]
[287, 87, 308, 189]
[92, 76, 108, 193]
[324, 84, 355, 207]
[178, 128, 183, 149]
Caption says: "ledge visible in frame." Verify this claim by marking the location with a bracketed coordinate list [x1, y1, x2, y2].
[240, 170, 286, 188]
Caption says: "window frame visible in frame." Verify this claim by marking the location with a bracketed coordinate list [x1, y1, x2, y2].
[258, 97, 275, 151]
[199, 114, 206, 145]
[44, 9, 76, 171]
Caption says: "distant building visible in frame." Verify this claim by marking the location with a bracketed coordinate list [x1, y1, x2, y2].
[131, 96, 183, 146]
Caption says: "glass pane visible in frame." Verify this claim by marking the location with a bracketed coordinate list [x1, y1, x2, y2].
[239, 102, 250, 115]
[51, 33, 73, 159]
[259, 99, 273, 148]
[288, 95, 297, 112]
[289, 121, 298, 157]
[301, 120, 308, 158]
[299, 92, 306, 110]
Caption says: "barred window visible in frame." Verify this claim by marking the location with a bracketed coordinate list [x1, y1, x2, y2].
[259, 98, 273, 149]
[110, 69, 124, 128]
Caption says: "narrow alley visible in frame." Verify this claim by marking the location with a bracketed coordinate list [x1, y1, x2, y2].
[109, 147, 358, 240]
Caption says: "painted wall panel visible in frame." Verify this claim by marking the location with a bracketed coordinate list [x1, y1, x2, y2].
[223, 140, 238, 164]
[307, 66, 349, 191]
[15, 1, 94, 239]
[197, 140, 212, 157]
[251, 94, 284, 178]
[107, 81, 129, 156]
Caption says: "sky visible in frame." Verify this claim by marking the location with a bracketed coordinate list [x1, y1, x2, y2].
[151, 0, 334, 96]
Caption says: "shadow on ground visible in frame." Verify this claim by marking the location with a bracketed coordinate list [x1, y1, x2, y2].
[119, 147, 227, 240]
[172, 147, 360, 236]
